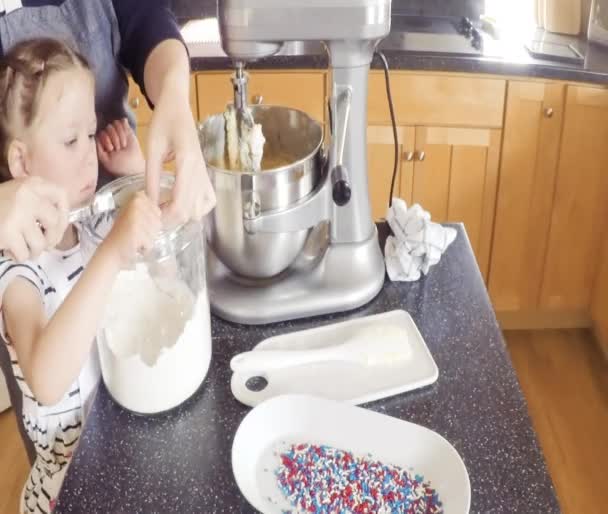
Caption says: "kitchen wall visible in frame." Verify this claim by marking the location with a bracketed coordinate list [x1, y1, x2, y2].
[170, 0, 485, 22]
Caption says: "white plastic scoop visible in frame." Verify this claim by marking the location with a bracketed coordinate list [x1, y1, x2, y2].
[230, 324, 411, 374]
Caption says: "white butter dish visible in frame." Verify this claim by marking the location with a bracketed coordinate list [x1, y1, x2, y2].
[231, 309, 438, 407]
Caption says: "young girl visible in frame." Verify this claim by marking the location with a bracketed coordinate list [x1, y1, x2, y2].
[0, 39, 160, 513]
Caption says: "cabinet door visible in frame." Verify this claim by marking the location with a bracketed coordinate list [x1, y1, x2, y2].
[196, 71, 326, 123]
[366, 125, 415, 220]
[413, 126, 501, 279]
[592, 237, 608, 357]
[540, 85, 608, 311]
[488, 81, 565, 312]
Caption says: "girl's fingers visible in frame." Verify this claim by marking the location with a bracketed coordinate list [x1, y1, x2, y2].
[97, 132, 114, 152]
[113, 120, 128, 147]
[23, 222, 47, 259]
[105, 123, 122, 150]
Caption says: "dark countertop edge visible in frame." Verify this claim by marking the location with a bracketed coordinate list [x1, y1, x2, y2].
[190, 52, 608, 87]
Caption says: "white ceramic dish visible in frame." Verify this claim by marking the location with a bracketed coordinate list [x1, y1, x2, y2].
[232, 394, 471, 513]
[231, 310, 438, 407]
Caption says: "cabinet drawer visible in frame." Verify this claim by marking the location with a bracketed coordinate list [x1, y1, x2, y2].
[196, 71, 326, 122]
[368, 72, 506, 128]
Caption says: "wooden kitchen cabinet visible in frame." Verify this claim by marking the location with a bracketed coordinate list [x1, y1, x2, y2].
[196, 71, 326, 123]
[368, 71, 506, 128]
[540, 85, 608, 312]
[592, 237, 608, 358]
[366, 125, 415, 220]
[488, 81, 565, 316]
[366, 72, 505, 279]
[367, 123, 501, 280]
[409, 126, 501, 280]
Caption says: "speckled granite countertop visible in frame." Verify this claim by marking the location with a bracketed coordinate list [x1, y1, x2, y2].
[55, 224, 560, 513]
[186, 14, 608, 86]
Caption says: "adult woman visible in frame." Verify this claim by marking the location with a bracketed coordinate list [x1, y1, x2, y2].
[0, 0, 216, 261]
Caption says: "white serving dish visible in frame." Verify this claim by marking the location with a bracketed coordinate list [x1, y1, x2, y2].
[231, 310, 438, 407]
[232, 394, 471, 513]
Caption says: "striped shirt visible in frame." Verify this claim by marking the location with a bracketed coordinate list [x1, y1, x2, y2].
[0, 228, 100, 514]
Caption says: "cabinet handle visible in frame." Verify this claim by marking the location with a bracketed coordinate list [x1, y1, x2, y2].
[544, 107, 554, 118]
[404, 151, 414, 162]
[416, 151, 426, 162]
[252, 95, 263, 105]
[130, 97, 140, 109]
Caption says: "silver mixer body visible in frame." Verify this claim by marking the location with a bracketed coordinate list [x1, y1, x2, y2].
[205, 0, 392, 324]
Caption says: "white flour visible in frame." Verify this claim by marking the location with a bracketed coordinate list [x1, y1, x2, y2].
[98, 265, 212, 413]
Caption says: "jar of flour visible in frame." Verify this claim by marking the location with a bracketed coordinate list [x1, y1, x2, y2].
[82, 174, 212, 414]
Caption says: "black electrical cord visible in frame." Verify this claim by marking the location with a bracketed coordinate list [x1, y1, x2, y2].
[374, 50, 399, 210]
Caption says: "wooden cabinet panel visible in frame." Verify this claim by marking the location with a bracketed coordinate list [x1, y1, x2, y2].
[196, 71, 326, 122]
[489, 81, 565, 312]
[368, 72, 506, 128]
[412, 126, 501, 278]
[592, 236, 608, 356]
[592, 237, 608, 358]
[366, 126, 414, 220]
[540, 85, 608, 311]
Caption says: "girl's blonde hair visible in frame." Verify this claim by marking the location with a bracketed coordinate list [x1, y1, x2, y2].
[0, 38, 92, 181]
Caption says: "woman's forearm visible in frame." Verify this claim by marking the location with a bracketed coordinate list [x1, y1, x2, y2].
[143, 39, 190, 106]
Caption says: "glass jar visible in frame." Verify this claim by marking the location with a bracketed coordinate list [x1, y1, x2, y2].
[82, 174, 211, 414]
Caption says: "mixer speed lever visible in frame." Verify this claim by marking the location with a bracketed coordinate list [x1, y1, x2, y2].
[331, 86, 352, 206]
[331, 164, 351, 206]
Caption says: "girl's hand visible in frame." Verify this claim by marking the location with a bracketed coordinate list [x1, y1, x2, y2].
[97, 118, 146, 177]
[101, 192, 161, 267]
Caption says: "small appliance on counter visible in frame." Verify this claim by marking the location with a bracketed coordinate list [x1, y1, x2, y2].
[588, 0, 608, 45]
[198, 0, 391, 325]
[543, 0, 582, 35]
[525, 39, 585, 64]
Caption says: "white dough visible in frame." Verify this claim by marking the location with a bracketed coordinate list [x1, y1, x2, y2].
[224, 104, 265, 171]
[98, 265, 212, 414]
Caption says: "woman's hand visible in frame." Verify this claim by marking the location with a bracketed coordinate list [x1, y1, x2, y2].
[97, 118, 145, 177]
[144, 82, 216, 224]
[0, 177, 68, 261]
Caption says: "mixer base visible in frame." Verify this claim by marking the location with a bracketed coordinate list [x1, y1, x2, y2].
[207, 228, 386, 325]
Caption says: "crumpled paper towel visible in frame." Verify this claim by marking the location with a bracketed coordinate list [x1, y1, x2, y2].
[385, 198, 457, 281]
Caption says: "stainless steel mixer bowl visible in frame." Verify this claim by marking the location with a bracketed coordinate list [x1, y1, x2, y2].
[199, 105, 324, 279]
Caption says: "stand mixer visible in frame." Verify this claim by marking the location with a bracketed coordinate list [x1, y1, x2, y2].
[203, 0, 391, 325]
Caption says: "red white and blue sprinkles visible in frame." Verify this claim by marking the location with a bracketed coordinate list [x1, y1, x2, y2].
[274, 443, 443, 513]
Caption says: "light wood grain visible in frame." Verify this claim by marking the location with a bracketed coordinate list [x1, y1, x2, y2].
[505, 329, 608, 514]
[497, 309, 592, 330]
[0, 409, 29, 514]
[540, 85, 608, 311]
[368, 72, 506, 128]
[412, 126, 501, 279]
[412, 126, 451, 220]
[592, 237, 608, 359]
[366, 126, 414, 220]
[196, 71, 326, 123]
[489, 81, 565, 312]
